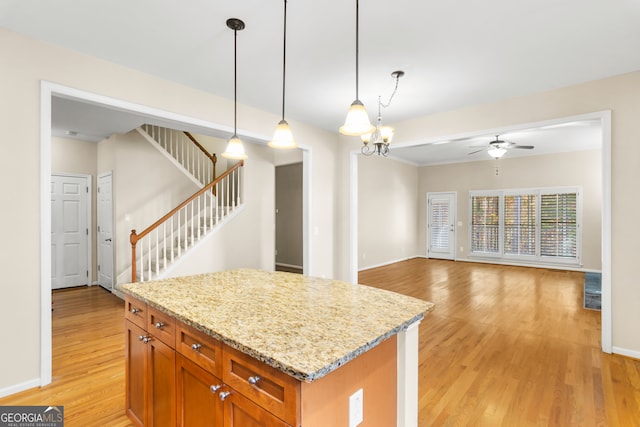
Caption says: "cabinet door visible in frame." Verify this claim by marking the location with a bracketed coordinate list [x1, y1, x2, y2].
[223, 390, 290, 427]
[148, 337, 176, 427]
[126, 321, 147, 427]
[176, 354, 224, 427]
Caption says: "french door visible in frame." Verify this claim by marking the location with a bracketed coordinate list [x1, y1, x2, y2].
[427, 192, 456, 260]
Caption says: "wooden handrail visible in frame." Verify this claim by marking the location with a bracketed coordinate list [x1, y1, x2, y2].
[184, 131, 217, 183]
[130, 160, 244, 282]
[184, 131, 217, 163]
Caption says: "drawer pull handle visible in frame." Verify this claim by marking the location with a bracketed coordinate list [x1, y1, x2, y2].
[248, 375, 261, 385]
[138, 335, 150, 344]
[210, 384, 222, 393]
[191, 343, 202, 351]
[155, 321, 165, 329]
[138, 335, 145, 341]
[131, 308, 140, 314]
[219, 391, 231, 401]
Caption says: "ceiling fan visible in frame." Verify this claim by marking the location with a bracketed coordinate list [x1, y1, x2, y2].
[468, 135, 534, 158]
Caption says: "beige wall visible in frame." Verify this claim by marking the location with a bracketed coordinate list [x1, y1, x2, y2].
[0, 29, 337, 394]
[51, 137, 99, 282]
[358, 155, 419, 269]
[417, 149, 602, 269]
[97, 130, 200, 282]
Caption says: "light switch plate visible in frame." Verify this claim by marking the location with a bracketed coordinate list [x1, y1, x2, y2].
[349, 388, 363, 427]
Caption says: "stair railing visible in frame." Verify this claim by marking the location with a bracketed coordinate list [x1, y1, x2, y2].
[130, 160, 244, 283]
[141, 124, 217, 185]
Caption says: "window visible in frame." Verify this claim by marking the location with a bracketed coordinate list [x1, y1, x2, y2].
[471, 195, 499, 254]
[504, 193, 536, 256]
[540, 192, 577, 258]
[469, 188, 580, 265]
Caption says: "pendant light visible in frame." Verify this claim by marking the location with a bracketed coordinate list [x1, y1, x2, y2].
[222, 18, 248, 160]
[268, 0, 297, 149]
[339, 0, 374, 136]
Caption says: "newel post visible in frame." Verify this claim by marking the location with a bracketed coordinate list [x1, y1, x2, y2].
[130, 230, 138, 283]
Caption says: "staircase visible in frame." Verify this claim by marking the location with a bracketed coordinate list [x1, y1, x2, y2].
[129, 125, 244, 282]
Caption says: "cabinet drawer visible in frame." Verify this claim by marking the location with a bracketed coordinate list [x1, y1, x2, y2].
[125, 296, 147, 329]
[147, 305, 175, 348]
[222, 345, 300, 426]
[176, 322, 222, 377]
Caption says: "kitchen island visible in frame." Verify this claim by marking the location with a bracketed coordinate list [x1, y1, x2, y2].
[122, 269, 433, 427]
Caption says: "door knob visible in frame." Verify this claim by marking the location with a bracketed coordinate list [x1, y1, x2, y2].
[105, 238, 112, 242]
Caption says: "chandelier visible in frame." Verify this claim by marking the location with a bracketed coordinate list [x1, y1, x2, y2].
[361, 70, 404, 157]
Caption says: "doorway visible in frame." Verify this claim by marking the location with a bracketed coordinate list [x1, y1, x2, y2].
[427, 192, 456, 260]
[51, 173, 91, 289]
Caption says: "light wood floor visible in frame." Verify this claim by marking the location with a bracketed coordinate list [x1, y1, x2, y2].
[0, 285, 133, 426]
[360, 259, 640, 426]
[1, 260, 638, 426]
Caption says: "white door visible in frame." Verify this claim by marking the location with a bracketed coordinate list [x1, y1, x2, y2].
[427, 192, 456, 260]
[97, 173, 114, 291]
[51, 174, 89, 289]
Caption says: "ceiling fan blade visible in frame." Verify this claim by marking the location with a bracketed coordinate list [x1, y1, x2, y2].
[468, 149, 486, 155]
[512, 145, 534, 149]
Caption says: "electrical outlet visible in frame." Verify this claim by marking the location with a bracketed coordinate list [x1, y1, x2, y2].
[349, 388, 363, 427]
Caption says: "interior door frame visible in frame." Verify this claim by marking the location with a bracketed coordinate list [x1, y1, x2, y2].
[39, 81, 313, 388]
[348, 110, 612, 355]
[97, 171, 114, 291]
[426, 191, 457, 260]
[51, 172, 92, 289]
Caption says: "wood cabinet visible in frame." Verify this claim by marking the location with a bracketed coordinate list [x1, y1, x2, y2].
[125, 296, 176, 427]
[125, 295, 397, 427]
[176, 354, 223, 427]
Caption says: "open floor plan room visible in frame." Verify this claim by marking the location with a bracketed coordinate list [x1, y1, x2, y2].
[0, 259, 638, 426]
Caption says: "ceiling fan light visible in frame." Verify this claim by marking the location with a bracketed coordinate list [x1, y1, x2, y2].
[268, 119, 297, 149]
[340, 100, 375, 136]
[222, 134, 248, 160]
[488, 147, 507, 159]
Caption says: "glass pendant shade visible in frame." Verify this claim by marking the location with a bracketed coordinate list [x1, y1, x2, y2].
[340, 100, 374, 136]
[268, 119, 296, 149]
[222, 134, 248, 160]
[488, 147, 507, 159]
[380, 126, 394, 143]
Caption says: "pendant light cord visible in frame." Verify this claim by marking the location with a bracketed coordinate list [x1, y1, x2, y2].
[233, 27, 238, 134]
[282, 0, 287, 120]
[355, 0, 360, 101]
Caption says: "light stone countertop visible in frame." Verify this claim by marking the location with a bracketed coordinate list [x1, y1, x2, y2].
[121, 268, 434, 382]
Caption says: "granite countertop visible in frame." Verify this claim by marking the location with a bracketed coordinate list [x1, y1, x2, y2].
[121, 269, 434, 382]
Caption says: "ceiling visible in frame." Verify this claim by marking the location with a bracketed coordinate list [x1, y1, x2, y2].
[3, 0, 636, 164]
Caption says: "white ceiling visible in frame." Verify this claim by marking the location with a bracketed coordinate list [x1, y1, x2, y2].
[3, 0, 635, 163]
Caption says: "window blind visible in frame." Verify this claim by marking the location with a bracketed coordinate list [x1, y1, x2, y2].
[469, 188, 579, 264]
[504, 194, 536, 256]
[430, 199, 450, 250]
[471, 195, 499, 254]
[541, 193, 577, 258]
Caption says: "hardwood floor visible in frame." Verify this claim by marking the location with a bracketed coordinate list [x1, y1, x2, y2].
[1, 261, 638, 426]
[360, 258, 640, 426]
[0, 286, 132, 426]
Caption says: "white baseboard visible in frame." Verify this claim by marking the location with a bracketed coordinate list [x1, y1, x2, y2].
[612, 346, 640, 360]
[275, 262, 303, 270]
[358, 255, 420, 272]
[0, 378, 40, 399]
